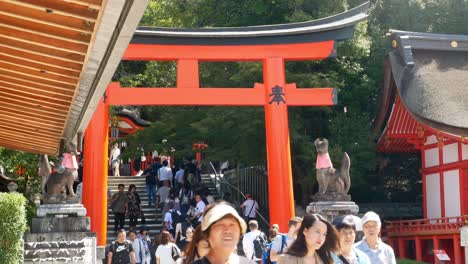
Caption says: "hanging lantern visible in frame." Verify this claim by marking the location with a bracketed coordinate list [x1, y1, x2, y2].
[111, 127, 119, 139]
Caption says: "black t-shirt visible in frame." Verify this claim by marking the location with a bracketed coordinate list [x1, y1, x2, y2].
[144, 168, 156, 185]
[109, 240, 133, 264]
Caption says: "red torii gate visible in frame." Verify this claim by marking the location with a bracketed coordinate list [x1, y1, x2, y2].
[83, 3, 369, 246]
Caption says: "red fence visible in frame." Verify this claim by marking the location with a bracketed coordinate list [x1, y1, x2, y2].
[386, 215, 468, 236]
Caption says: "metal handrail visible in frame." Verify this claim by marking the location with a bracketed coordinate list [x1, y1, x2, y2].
[208, 161, 270, 228]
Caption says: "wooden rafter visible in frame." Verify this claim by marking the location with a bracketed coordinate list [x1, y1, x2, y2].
[14, 0, 100, 20]
[0, 45, 83, 70]
[0, 0, 111, 154]
[0, 54, 81, 77]
[0, 78, 72, 99]
[0, 25, 89, 53]
[0, 1, 96, 32]
[0, 70, 76, 90]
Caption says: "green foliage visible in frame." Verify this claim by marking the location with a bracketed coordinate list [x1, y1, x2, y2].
[0, 193, 27, 264]
[0, 148, 41, 194]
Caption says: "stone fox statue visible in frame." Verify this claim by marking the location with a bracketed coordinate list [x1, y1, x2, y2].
[314, 138, 351, 195]
[42, 142, 78, 198]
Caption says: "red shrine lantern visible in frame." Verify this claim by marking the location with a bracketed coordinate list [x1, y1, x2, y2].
[192, 142, 208, 163]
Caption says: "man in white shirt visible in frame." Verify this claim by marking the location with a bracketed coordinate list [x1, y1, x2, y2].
[158, 160, 173, 187]
[192, 194, 206, 228]
[155, 180, 171, 209]
[240, 193, 259, 223]
[242, 220, 265, 262]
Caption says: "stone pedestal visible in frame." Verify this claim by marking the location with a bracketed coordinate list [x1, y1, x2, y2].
[24, 203, 104, 264]
[37, 203, 87, 217]
[306, 201, 359, 222]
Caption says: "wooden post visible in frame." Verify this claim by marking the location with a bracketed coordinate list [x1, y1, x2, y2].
[83, 95, 109, 246]
[415, 237, 423, 261]
[263, 58, 294, 231]
[398, 238, 406, 259]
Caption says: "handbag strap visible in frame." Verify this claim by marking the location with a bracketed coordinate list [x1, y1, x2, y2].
[246, 200, 256, 217]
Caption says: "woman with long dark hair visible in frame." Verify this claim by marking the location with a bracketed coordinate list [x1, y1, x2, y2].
[183, 226, 210, 263]
[127, 184, 142, 229]
[279, 214, 339, 264]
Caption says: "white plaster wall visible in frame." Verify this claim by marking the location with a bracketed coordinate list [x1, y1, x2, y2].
[425, 148, 439, 168]
[426, 173, 442, 220]
[443, 170, 460, 219]
[425, 135, 438, 145]
[463, 143, 468, 160]
[443, 143, 459, 164]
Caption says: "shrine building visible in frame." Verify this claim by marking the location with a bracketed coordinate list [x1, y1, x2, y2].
[374, 30, 468, 263]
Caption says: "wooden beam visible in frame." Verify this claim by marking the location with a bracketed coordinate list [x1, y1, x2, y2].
[0, 121, 60, 138]
[0, 138, 57, 155]
[15, 0, 100, 20]
[0, 133, 58, 148]
[0, 70, 76, 90]
[0, 1, 96, 32]
[0, 45, 83, 71]
[0, 79, 73, 102]
[0, 76, 75, 96]
[109, 86, 265, 106]
[0, 98, 68, 119]
[0, 91, 71, 110]
[72, 0, 104, 6]
[0, 85, 72, 105]
[108, 83, 337, 106]
[0, 54, 81, 77]
[124, 41, 335, 61]
[0, 113, 63, 129]
[0, 36, 85, 62]
[0, 14, 92, 42]
[0, 127, 61, 144]
[0, 105, 65, 125]
[0, 25, 88, 53]
[0, 61, 78, 85]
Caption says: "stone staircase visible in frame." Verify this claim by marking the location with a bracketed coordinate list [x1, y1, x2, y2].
[106, 176, 163, 245]
[106, 174, 221, 244]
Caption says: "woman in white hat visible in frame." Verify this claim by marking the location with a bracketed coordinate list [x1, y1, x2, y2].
[354, 211, 396, 264]
[191, 201, 254, 264]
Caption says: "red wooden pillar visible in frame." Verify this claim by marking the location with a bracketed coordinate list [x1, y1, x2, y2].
[453, 234, 462, 264]
[83, 95, 109, 246]
[415, 237, 423, 261]
[398, 238, 406, 259]
[263, 57, 294, 231]
[433, 236, 440, 264]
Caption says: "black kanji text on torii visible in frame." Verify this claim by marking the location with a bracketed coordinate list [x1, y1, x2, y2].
[269, 85, 286, 105]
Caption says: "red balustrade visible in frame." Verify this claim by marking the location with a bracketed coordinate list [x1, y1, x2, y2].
[386, 215, 468, 236]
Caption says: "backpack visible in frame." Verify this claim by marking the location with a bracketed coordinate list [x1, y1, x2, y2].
[262, 234, 287, 264]
[253, 232, 268, 259]
[170, 209, 182, 225]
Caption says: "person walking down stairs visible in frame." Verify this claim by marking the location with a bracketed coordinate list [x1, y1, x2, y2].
[110, 184, 128, 232]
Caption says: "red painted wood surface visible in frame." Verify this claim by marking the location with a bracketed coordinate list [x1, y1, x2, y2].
[83, 95, 108, 246]
[123, 41, 335, 61]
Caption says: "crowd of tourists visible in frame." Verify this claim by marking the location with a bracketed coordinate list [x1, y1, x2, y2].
[107, 145, 396, 264]
[108, 196, 396, 264]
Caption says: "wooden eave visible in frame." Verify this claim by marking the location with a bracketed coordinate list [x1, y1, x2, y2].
[0, 0, 104, 155]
